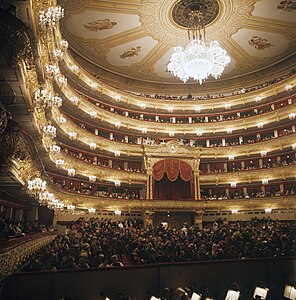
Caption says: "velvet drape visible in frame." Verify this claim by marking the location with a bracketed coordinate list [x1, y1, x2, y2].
[153, 174, 192, 200]
[152, 159, 192, 182]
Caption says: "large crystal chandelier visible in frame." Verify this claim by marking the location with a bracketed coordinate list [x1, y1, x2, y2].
[168, 10, 230, 84]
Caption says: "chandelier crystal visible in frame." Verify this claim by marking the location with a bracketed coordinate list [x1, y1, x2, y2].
[168, 10, 230, 84]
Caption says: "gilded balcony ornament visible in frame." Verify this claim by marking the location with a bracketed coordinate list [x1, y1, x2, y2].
[0, 234, 56, 280]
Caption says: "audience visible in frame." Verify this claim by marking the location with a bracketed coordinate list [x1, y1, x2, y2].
[0, 213, 46, 240]
[22, 217, 296, 273]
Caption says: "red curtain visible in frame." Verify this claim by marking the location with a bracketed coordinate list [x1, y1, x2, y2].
[153, 174, 192, 200]
[153, 160, 165, 181]
[165, 159, 180, 181]
[152, 159, 192, 182]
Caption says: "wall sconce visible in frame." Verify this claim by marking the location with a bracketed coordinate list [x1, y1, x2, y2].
[228, 154, 235, 161]
[67, 168, 76, 177]
[114, 150, 121, 157]
[255, 96, 262, 102]
[89, 175, 96, 182]
[226, 128, 233, 134]
[257, 122, 264, 129]
[231, 209, 238, 214]
[49, 144, 60, 153]
[285, 84, 293, 91]
[55, 159, 65, 167]
[224, 103, 231, 109]
[195, 106, 202, 112]
[68, 131, 77, 140]
[90, 82, 97, 90]
[60, 39, 68, 49]
[140, 103, 146, 109]
[70, 96, 79, 106]
[196, 130, 203, 136]
[88, 208, 96, 214]
[89, 111, 97, 118]
[260, 150, 267, 158]
[114, 95, 121, 102]
[262, 178, 269, 185]
[230, 182, 237, 188]
[114, 210, 122, 216]
[57, 116, 66, 124]
[289, 113, 296, 120]
[114, 121, 121, 128]
[114, 180, 121, 187]
[43, 124, 57, 138]
[167, 106, 174, 113]
[89, 142, 96, 150]
[70, 65, 79, 73]
[168, 131, 175, 137]
[265, 208, 272, 213]
[67, 204, 75, 211]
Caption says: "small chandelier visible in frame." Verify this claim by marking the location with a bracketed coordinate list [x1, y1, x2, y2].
[35, 88, 62, 108]
[57, 75, 67, 87]
[114, 180, 121, 187]
[39, 6, 64, 28]
[53, 49, 64, 60]
[68, 131, 77, 140]
[45, 64, 59, 80]
[28, 178, 47, 194]
[60, 39, 68, 49]
[168, 10, 230, 84]
[50, 144, 61, 153]
[55, 159, 65, 167]
[67, 168, 76, 177]
[43, 124, 56, 138]
[38, 191, 54, 205]
[89, 142, 96, 150]
[89, 175, 96, 182]
[67, 204, 75, 211]
[88, 208, 96, 214]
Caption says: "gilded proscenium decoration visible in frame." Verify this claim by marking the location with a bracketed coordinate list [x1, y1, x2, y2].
[248, 36, 274, 50]
[172, 0, 219, 28]
[84, 19, 117, 31]
[120, 46, 142, 59]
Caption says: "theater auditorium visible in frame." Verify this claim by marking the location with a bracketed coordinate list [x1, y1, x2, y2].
[0, 0, 295, 299]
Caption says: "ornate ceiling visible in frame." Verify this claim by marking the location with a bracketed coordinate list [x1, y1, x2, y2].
[59, 0, 296, 89]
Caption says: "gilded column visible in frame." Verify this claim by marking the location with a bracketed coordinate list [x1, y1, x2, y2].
[149, 175, 153, 199]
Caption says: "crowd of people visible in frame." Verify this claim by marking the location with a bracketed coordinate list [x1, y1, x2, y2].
[22, 217, 296, 273]
[64, 147, 145, 173]
[0, 213, 45, 240]
[200, 156, 296, 174]
[78, 89, 293, 125]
